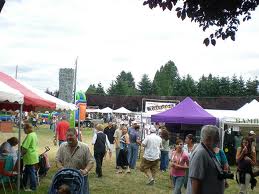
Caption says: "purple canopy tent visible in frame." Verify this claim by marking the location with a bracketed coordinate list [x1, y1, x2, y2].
[151, 97, 217, 125]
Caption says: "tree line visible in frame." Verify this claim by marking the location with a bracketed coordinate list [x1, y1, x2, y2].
[85, 60, 259, 97]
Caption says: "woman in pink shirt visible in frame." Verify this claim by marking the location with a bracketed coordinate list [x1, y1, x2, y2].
[170, 139, 189, 194]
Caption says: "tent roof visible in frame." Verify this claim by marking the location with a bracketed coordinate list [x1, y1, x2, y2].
[151, 97, 216, 125]
[0, 81, 24, 104]
[113, 107, 132, 114]
[100, 107, 113, 113]
[234, 99, 259, 119]
[0, 72, 76, 111]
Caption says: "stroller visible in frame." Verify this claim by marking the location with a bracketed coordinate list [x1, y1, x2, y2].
[48, 168, 86, 194]
[37, 146, 51, 177]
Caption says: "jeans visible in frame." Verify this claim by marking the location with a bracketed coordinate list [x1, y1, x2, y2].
[127, 143, 139, 169]
[115, 148, 120, 167]
[23, 165, 37, 190]
[160, 151, 169, 171]
[172, 176, 185, 194]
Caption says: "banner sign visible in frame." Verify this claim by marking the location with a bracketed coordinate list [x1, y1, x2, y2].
[145, 101, 176, 114]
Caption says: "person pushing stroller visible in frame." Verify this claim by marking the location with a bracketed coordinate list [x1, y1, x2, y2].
[55, 128, 94, 194]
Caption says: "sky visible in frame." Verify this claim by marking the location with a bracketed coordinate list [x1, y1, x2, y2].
[1, 0, 259, 92]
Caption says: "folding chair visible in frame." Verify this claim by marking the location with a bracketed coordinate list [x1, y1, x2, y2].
[0, 158, 18, 193]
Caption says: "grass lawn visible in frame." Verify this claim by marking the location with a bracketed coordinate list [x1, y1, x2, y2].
[0, 125, 258, 194]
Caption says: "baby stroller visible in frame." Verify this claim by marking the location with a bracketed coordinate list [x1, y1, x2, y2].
[48, 168, 85, 194]
[37, 146, 51, 177]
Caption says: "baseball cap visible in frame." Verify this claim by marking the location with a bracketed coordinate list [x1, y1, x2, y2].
[249, 130, 256, 135]
[150, 125, 157, 133]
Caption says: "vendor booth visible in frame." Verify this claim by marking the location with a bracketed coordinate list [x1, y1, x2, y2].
[0, 71, 76, 193]
[151, 97, 217, 144]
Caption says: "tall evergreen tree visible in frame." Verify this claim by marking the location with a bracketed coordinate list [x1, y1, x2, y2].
[138, 74, 153, 95]
[245, 78, 258, 96]
[178, 74, 197, 96]
[96, 83, 106, 95]
[107, 71, 137, 95]
[85, 84, 96, 95]
[152, 60, 179, 96]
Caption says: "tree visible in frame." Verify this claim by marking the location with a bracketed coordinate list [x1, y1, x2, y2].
[107, 71, 137, 95]
[178, 74, 197, 96]
[245, 78, 258, 96]
[138, 74, 153, 95]
[152, 60, 179, 96]
[96, 83, 106, 95]
[218, 76, 231, 96]
[229, 75, 245, 96]
[85, 84, 96, 95]
[45, 88, 59, 97]
[143, 0, 259, 46]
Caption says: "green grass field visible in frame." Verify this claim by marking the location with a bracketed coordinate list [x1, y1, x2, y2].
[0, 125, 258, 194]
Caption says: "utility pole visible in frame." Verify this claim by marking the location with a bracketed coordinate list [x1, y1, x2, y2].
[15, 65, 18, 79]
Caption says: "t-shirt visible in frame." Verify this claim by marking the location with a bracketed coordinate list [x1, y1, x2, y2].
[142, 133, 162, 161]
[104, 126, 116, 144]
[215, 149, 228, 166]
[56, 120, 70, 141]
[161, 139, 170, 152]
[171, 151, 189, 177]
[186, 144, 224, 194]
[22, 132, 39, 165]
[128, 127, 140, 144]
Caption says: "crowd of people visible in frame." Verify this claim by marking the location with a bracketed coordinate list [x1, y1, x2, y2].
[0, 116, 258, 194]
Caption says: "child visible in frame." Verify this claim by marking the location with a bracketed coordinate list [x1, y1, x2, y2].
[92, 124, 112, 177]
[58, 184, 71, 194]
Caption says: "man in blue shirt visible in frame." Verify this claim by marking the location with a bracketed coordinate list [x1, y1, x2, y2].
[128, 121, 141, 169]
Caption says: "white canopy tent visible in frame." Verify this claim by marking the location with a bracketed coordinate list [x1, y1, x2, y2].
[99, 107, 113, 113]
[113, 107, 132, 114]
[234, 99, 259, 119]
[86, 108, 100, 113]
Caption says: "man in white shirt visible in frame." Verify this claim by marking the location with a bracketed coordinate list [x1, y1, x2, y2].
[140, 125, 162, 185]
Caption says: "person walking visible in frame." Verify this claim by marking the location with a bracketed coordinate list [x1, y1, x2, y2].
[56, 128, 94, 194]
[104, 122, 116, 152]
[21, 123, 39, 192]
[140, 125, 162, 185]
[236, 136, 257, 194]
[92, 124, 112, 177]
[186, 125, 224, 194]
[116, 126, 131, 174]
[113, 122, 123, 169]
[170, 139, 189, 194]
[128, 123, 141, 169]
[54, 115, 70, 146]
[160, 128, 170, 172]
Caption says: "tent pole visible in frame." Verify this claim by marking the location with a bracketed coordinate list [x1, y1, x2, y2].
[17, 104, 23, 194]
[78, 106, 81, 141]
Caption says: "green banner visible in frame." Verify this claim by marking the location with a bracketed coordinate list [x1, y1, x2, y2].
[69, 110, 75, 128]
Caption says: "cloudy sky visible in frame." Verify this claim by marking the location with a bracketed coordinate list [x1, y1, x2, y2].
[1, 0, 259, 92]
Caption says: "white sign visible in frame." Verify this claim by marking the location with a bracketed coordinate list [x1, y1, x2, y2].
[145, 101, 176, 115]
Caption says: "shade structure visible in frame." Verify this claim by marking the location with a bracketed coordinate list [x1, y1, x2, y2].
[0, 72, 76, 111]
[113, 107, 132, 114]
[100, 107, 113, 113]
[151, 97, 216, 125]
[234, 99, 259, 119]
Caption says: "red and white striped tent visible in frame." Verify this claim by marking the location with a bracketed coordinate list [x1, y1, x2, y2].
[0, 71, 76, 192]
[0, 71, 76, 111]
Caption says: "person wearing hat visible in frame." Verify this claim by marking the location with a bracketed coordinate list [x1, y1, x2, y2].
[140, 125, 162, 185]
